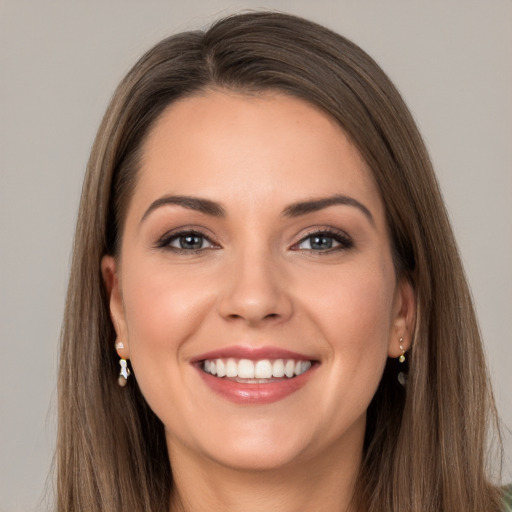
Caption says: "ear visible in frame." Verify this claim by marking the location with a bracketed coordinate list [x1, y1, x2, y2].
[101, 255, 130, 360]
[387, 277, 416, 358]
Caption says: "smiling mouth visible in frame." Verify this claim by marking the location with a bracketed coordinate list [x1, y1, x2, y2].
[201, 358, 313, 382]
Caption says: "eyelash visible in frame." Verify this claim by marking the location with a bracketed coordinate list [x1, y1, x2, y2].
[156, 227, 354, 254]
[291, 228, 354, 254]
[156, 229, 218, 254]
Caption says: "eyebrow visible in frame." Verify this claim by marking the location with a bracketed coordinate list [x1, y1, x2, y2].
[140, 193, 374, 225]
[141, 195, 226, 223]
[281, 194, 374, 224]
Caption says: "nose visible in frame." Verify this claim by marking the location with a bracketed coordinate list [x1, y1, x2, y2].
[218, 249, 293, 327]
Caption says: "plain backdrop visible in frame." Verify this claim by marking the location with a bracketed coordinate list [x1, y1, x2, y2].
[0, 1, 510, 510]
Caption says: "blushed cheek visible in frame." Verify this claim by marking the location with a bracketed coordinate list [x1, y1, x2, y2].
[121, 269, 179, 360]
[121, 264, 215, 358]
[322, 269, 395, 355]
[119, 270, 189, 413]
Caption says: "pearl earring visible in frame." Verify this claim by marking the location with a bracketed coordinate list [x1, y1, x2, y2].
[118, 358, 131, 387]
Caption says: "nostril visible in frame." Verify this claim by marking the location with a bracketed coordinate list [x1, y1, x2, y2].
[218, 281, 294, 325]
[227, 312, 279, 321]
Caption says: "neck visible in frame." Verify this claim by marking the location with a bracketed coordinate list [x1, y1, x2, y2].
[168, 430, 364, 512]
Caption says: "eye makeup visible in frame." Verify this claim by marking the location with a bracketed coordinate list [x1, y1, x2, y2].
[154, 227, 220, 255]
[292, 226, 354, 254]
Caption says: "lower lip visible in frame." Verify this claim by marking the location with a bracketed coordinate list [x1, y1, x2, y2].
[196, 365, 317, 405]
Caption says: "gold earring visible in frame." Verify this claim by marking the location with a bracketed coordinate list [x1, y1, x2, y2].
[397, 337, 407, 386]
[398, 337, 406, 363]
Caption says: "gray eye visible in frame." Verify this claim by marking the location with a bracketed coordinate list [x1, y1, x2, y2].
[298, 234, 339, 251]
[168, 232, 214, 250]
[180, 234, 204, 250]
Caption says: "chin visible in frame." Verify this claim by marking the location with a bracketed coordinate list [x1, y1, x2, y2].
[168, 414, 316, 472]
[203, 438, 307, 472]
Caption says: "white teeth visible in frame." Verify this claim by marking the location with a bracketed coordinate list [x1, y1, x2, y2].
[284, 359, 295, 378]
[216, 359, 226, 377]
[202, 357, 313, 379]
[272, 359, 285, 378]
[225, 358, 238, 377]
[238, 359, 255, 379]
[300, 361, 312, 374]
[254, 360, 273, 379]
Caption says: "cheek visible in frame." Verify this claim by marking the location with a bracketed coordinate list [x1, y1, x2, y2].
[307, 261, 395, 347]
[309, 269, 395, 446]
[301, 260, 396, 401]
[118, 259, 220, 428]
[121, 259, 214, 365]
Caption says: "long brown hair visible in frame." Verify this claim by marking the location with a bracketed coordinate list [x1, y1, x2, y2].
[57, 11, 502, 511]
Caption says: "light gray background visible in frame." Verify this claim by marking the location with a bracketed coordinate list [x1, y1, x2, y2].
[1, 1, 510, 510]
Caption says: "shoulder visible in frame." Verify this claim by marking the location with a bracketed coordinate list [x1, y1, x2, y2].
[503, 484, 512, 512]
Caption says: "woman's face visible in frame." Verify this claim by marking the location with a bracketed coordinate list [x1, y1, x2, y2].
[103, 90, 413, 472]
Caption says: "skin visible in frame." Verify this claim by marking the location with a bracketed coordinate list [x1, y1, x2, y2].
[102, 90, 415, 512]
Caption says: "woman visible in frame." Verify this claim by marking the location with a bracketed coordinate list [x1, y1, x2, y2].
[57, 11, 510, 512]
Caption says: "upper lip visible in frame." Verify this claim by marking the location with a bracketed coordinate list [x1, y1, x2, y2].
[190, 345, 317, 363]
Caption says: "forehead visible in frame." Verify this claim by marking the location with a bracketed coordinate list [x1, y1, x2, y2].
[132, 90, 384, 221]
